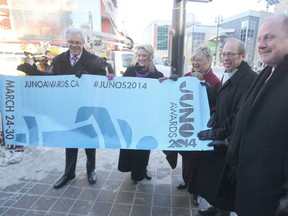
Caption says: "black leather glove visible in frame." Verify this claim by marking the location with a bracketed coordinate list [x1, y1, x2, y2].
[207, 139, 229, 149]
[17, 63, 38, 75]
[207, 112, 216, 128]
[207, 139, 229, 152]
[197, 128, 227, 140]
[75, 70, 88, 78]
[159, 74, 178, 83]
[200, 81, 211, 88]
[275, 194, 288, 216]
[207, 139, 229, 147]
[169, 73, 178, 81]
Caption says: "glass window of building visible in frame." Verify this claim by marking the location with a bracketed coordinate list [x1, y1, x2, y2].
[157, 25, 168, 50]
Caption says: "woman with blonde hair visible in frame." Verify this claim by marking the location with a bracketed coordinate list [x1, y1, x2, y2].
[185, 45, 221, 89]
[172, 45, 221, 205]
[118, 44, 164, 184]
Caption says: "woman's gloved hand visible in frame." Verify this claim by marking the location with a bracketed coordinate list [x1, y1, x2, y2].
[169, 73, 178, 81]
[159, 74, 178, 83]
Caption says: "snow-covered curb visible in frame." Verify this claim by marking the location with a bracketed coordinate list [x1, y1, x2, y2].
[0, 146, 65, 189]
[0, 147, 24, 167]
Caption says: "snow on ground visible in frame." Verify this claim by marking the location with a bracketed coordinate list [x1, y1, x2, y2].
[0, 146, 65, 189]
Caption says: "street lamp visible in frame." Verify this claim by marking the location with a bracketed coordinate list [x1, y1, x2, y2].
[171, 0, 212, 76]
[214, 15, 222, 67]
[88, 11, 93, 31]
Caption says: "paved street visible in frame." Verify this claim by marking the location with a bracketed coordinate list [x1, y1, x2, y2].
[0, 147, 215, 216]
[0, 66, 231, 216]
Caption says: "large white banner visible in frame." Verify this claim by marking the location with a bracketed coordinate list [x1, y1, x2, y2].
[0, 74, 212, 151]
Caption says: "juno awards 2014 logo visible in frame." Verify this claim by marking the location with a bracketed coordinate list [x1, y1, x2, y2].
[15, 106, 158, 150]
[168, 81, 197, 149]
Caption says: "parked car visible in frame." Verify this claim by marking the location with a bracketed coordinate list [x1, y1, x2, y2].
[111, 50, 135, 76]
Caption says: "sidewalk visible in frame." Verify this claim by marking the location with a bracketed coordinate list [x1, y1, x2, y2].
[0, 147, 211, 216]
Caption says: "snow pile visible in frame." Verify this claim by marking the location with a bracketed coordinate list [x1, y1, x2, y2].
[0, 147, 24, 167]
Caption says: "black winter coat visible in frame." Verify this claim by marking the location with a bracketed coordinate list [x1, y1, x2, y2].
[52, 49, 106, 75]
[122, 65, 164, 79]
[218, 55, 288, 216]
[190, 61, 257, 208]
[215, 61, 258, 130]
[118, 65, 164, 181]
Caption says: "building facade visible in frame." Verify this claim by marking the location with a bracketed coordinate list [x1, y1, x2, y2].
[219, 10, 273, 67]
[143, 20, 193, 64]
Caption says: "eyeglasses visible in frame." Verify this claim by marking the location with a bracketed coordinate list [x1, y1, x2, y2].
[191, 58, 204, 63]
[221, 52, 241, 57]
[67, 40, 83, 45]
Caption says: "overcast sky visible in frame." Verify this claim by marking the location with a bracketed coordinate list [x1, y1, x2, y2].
[117, 0, 275, 43]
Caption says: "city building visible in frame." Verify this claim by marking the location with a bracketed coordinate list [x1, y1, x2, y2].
[218, 10, 273, 68]
[143, 20, 193, 64]
[0, 0, 122, 51]
[142, 9, 276, 69]
[185, 23, 222, 66]
[0, 0, 129, 75]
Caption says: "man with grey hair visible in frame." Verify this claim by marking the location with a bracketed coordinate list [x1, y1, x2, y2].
[196, 38, 257, 216]
[17, 27, 106, 188]
[217, 14, 288, 216]
[51, 28, 106, 189]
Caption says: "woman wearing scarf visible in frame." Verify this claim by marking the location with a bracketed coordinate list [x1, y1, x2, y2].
[165, 45, 221, 205]
[118, 44, 164, 184]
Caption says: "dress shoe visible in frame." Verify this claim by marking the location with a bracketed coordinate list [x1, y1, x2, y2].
[145, 169, 152, 180]
[87, 171, 97, 184]
[53, 175, 75, 189]
[193, 194, 200, 206]
[177, 182, 188, 190]
[198, 207, 219, 216]
[133, 179, 139, 184]
[215, 210, 230, 216]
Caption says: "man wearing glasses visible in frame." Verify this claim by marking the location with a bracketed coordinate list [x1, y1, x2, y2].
[51, 28, 106, 189]
[17, 28, 106, 189]
[195, 38, 257, 216]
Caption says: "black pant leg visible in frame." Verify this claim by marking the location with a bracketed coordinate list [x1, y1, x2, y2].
[181, 152, 189, 184]
[131, 150, 150, 181]
[85, 148, 96, 173]
[64, 148, 78, 177]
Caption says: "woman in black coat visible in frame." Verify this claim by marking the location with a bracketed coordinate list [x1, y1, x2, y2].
[118, 44, 164, 184]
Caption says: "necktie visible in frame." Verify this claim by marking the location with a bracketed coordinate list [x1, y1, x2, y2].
[221, 72, 230, 85]
[71, 56, 78, 66]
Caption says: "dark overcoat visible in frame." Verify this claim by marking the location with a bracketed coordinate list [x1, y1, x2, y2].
[118, 65, 164, 181]
[218, 56, 288, 216]
[51, 48, 106, 176]
[52, 49, 106, 75]
[190, 61, 257, 207]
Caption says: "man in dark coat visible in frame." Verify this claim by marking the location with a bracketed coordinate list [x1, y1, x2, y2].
[51, 28, 106, 189]
[217, 14, 288, 216]
[196, 38, 257, 216]
[17, 28, 106, 189]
